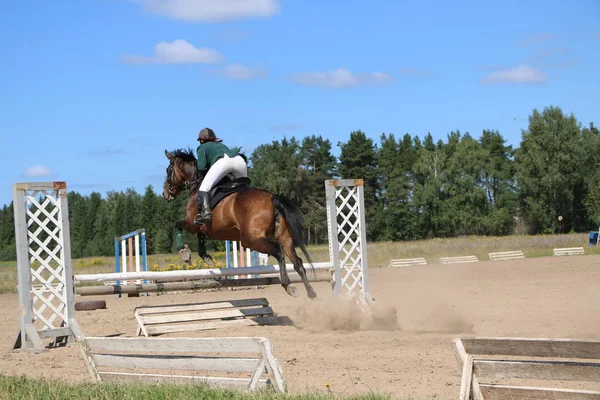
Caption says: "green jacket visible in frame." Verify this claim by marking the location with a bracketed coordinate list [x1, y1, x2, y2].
[196, 141, 242, 171]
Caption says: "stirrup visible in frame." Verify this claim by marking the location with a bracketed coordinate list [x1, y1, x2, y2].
[194, 213, 212, 225]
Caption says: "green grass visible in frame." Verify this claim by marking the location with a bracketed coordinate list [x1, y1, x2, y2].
[0, 233, 598, 294]
[0, 374, 393, 400]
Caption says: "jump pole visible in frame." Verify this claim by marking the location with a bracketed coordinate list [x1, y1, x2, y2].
[114, 229, 148, 298]
[226, 240, 259, 279]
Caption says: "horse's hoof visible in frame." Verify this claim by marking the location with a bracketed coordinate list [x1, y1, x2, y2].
[202, 255, 215, 265]
[308, 290, 317, 299]
[286, 286, 299, 297]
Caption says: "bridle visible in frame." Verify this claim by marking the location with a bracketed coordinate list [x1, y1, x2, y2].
[165, 158, 201, 197]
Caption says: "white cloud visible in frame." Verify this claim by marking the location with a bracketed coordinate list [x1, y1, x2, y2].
[480, 65, 547, 84]
[211, 63, 267, 80]
[121, 40, 223, 65]
[290, 68, 394, 88]
[134, 0, 280, 22]
[23, 165, 53, 178]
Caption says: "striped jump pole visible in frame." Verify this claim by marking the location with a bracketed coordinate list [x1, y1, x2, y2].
[115, 229, 148, 298]
[225, 240, 259, 279]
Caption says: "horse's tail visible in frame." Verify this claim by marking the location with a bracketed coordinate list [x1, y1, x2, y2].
[272, 195, 316, 275]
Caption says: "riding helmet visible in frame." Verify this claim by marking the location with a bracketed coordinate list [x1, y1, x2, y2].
[198, 127, 216, 141]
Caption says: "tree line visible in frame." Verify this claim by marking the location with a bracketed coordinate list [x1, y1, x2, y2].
[0, 105, 598, 260]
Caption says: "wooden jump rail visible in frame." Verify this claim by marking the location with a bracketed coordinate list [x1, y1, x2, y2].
[388, 258, 427, 267]
[74, 263, 334, 284]
[75, 273, 332, 297]
[134, 298, 279, 337]
[553, 247, 585, 256]
[439, 255, 479, 264]
[488, 250, 525, 261]
[80, 336, 285, 393]
[452, 337, 600, 400]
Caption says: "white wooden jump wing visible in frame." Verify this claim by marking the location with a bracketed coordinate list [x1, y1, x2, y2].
[12, 182, 82, 352]
[325, 180, 371, 302]
[388, 258, 427, 267]
[439, 255, 479, 264]
[81, 336, 285, 393]
[553, 247, 585, 256]
[452, 337, 600, 400]
[488, 250, 525, 261]
[134, 298, 278, 337]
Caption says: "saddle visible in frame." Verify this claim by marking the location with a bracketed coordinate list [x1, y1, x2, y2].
[208, 176, 252, 210]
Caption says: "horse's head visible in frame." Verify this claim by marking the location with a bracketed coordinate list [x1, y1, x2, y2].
[163, 149, 198, 201]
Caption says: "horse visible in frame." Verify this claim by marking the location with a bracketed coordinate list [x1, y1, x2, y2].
[162, 148, 317, 299]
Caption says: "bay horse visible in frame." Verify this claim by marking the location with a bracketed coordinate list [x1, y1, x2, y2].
[162, 148, 317, 299]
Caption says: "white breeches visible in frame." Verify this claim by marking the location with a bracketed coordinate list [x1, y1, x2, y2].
[199, 154, 248, 192]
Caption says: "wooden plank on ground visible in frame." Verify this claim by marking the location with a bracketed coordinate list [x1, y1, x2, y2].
[474, 359, 600, 382]
[93, 354, 259, 373]
[134, 298, 269, 315]
[479, 384, 600, 400]
[135, 298, 277, 337]
[146, 316, 279, 336]
[139, 306, 273, 325]
[554, 247, 585, 256]
[460, 337, 600, 360]
[453, 338, 485, 400]
[439, 256, 479, 264]
[84, 337, 263, 354]
[459, 354, 473, 400]
[488, 250, 525, 261]
[388, 258, 427, 267]
[99, 372, 268, 389]
[81, 336, 285, 393]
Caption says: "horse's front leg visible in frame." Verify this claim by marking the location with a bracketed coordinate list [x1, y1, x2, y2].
[197, 233, 215, 265]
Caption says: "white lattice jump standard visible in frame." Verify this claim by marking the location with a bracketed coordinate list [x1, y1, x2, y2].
[439, 255, 479, 264]
[325, 179, 372, 303]
[488, 250, 525, 261]
[12, 182, 84, 352]
[80, 336, 285, 393]
[553, 247, 585, 256]
[388, 258, 427, 267]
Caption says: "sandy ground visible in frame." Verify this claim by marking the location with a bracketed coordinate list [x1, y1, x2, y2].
[0, 255, 599, 399]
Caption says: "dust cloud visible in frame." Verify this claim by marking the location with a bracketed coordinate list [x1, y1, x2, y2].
[293, 296, 400, 332]
[420, 303, 474, 334]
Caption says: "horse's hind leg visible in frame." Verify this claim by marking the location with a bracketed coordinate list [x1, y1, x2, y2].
[272, 243, 298, 297]
[280, 233, 317, 299]
[240, 234, 296, 297]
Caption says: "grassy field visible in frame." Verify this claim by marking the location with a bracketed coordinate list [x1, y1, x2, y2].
[0, 375, 391, 400]
[0, 233, 598, 294]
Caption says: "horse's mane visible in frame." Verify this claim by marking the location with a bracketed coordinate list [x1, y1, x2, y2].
[170, 147, 197, 162]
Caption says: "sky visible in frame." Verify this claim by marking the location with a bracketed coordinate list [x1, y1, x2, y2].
[1, 0, 599, 207]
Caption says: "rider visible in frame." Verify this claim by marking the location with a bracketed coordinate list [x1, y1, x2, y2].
[194, 127, 248, 225]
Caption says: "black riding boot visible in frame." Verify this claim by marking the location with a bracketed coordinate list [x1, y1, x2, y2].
[194, 191, 212, 225]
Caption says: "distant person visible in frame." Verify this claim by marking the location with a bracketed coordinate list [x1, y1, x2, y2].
[179, 243, 192, 266]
